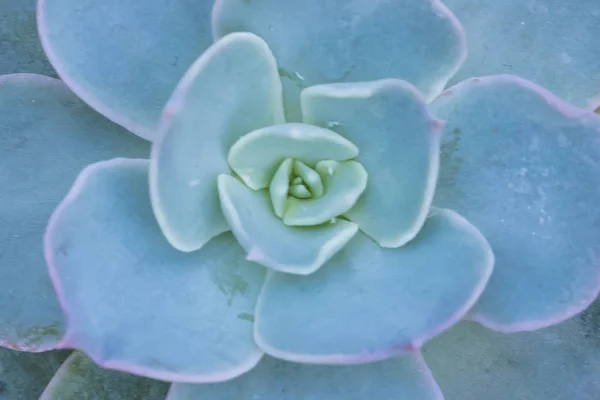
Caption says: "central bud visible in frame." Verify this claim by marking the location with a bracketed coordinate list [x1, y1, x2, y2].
[270, 158, 324, 203]
[228, 123, 368, 227]
[288, 160, 324, 199]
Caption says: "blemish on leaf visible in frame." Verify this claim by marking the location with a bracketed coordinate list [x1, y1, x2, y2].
[212, 265, 249, 305]
[12, 136, 28, 149]
[57, 243, 69, 256]
[0, 339, 24, 351]
[17, 322, 62, 348]
[402, 343, 417, 352]
[278, 67, 305, 88]
[579, 300, 600, 347]
[237, 313, 255, 322]
[65, 353, 86, 376]
[325, 120, 347, 137]
[438, 127, 464, 191]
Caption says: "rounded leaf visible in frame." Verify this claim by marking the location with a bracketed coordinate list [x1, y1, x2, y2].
[214, 0, 466, 120]
[283, 160, 368, 226]
[228, 123, 358, 190]
[37, 0, 215, 140]
[433, 75, 600, 332]
[445, 0, 600, 109]
[168, 354, 442, 400]
[150, 33, 284, 252]
[424, 317, 600, 400]
[302, 80, 442, 248]
[218, 174, 358, 275]
[0, 74, 148, 352]
[255, 209, 493, 363]
[45, 159, 265, 382]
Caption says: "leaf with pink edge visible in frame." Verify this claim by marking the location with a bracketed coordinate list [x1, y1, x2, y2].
[433, 75, 600, 332]
[0, 74, 148, 352]
[255, 209, 493, 364]
[37, 0, 214, 140]
[423, 316, 600, 400]
[45, 159, 266, 383]
[445, 0, 600, 109]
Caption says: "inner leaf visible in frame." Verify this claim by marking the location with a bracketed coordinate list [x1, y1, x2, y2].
[229, 123, 368, 230]
[283, 160, 368, 226]
[228, 123, 359, 190]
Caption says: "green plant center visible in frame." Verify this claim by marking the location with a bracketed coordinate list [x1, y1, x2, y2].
[268, 156, 367, 227]
[287, 160, 324, 200]
[226, 123, 368, 227]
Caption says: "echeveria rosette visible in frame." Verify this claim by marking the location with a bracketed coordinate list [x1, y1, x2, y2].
[41, 31, 493, 393]
[150, 31, 493, 368]
[0, 0, 599, 398]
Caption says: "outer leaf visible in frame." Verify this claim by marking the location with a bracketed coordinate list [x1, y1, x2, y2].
[283, 160, 368, 226]
[45, 159, 265, 383]
[37, 0, 214, 140]
[302, 80, 442, 248]
[0, 347, 69, 399]
[167, 354, 442, 400]
[0, 74, 148, 352]
[433, 75, 600, 332]
[445, 0, 600, 109]
[150, 33, 284, 252]
[213, 0, 466, 121]
[40, 352, 169, 400]
[0, 0, 55, 77]
[218, 175, 358, 275]
[255, 209, 493, 363]
[424, 310, 600, 400]
[228, 123, 358, 190]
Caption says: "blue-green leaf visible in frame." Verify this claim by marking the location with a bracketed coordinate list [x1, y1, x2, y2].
[150, 33, 284, 252]
[255, 209, 493, 363]
[37, 0, 214, 140]
[0, 74, 148, 352]
[218, 174, 358, 275]
[433, 75, 600, 332]
[302, 80, 441, 248]
[45, 159, 265, 382]
[214, 0, 466, 121]
[445, 0, 600, 109]
[228, 123, 358, 190]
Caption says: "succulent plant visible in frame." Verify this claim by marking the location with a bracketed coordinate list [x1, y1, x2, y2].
[2, 0, 600, 399]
